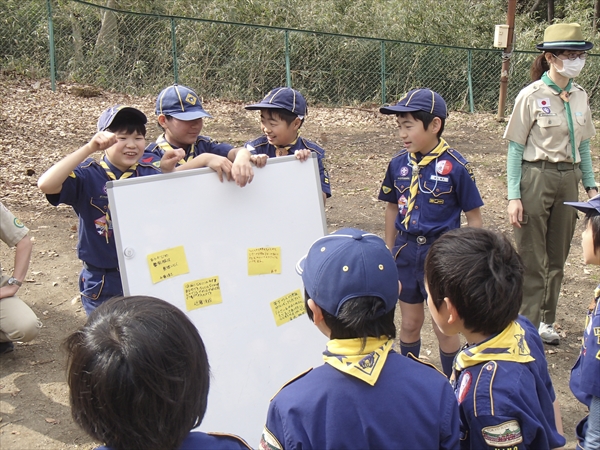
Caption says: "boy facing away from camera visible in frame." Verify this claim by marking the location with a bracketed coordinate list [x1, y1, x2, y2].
[425, 227, 565, 450]
[64, 295, 252, 450]
[260, 228, 460, 450]
[378, 88, 483, 377]
[147, 84, 256, 186]
[38, 106, 184, 315]
[564, 196, 600, 449]
[243, 87, 331, 202]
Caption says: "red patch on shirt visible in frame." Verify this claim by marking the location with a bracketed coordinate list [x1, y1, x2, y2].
[436, 160, 452, 175]
[457, 371, 472, 404]
[141, 156, 153, 163]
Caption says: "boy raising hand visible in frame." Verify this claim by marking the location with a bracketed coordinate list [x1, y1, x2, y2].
[38, 106, 183, 315]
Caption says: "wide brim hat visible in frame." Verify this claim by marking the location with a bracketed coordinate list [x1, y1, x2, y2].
[536, 23, 593, 51]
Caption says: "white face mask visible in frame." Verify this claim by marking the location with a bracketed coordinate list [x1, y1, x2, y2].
[554, 58, 586, 79]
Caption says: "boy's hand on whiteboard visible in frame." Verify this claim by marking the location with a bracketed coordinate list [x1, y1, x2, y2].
[88, 131, 117, 153]
[160, 148, 185, 173]
[294, 149, 311, 162]
[251, 154, 268, 168]
[206, 154, 233, 182]
[231, 149, 255, 187]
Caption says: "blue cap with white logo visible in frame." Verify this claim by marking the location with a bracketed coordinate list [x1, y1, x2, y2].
[155, 85, 212, 120]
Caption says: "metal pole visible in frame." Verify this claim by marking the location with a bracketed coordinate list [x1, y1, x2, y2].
[171, 18, 179, 84]
[380, 41, 386, 104]
[46, 0, 56, 91]
[285, 30, 291, 88]
[467, 49, 474, 113]
[497, 0, 516, 121]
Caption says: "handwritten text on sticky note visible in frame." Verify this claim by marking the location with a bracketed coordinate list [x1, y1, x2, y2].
[184, 276, 222, 312]
[248, 247, 281, 276]
[270, 289, 305, 326]
[147, 246, 189, 283]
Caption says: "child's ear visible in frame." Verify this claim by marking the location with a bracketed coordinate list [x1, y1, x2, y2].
[443, 297, 458, 324]
[307, 299, 324, 325]
[157, 114, 168, 128]
[292, 117, 302, 131]
[428, 117, 442, 135]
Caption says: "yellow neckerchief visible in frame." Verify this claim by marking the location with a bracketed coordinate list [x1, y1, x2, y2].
[454, 320, 535, 372]
[323, 337, 393, 386]
[402, 138, 449, 228]
[98, 156, 138, 242]
[274, 134, 299, 157]
[156, 134, 191, 164]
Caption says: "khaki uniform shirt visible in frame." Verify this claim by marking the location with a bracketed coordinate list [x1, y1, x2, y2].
[0, 203, 28, 248]
[504, 79, 595, 163]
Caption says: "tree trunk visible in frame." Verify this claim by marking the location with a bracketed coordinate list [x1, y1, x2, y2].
[69, 11, 83, 70]
[547, 0, 555, 23]
[595, 0, 599, 31]
[95, 0, 118, 52]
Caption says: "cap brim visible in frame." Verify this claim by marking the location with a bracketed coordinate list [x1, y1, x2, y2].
[169, 110, 212, 120]
[379, 105, 419, 115]
[245, 102, 285, 111]
[564, 200, 600, 214]
[536, 41, 594, 51]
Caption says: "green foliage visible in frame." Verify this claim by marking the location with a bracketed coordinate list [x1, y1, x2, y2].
[3, 0, 598, 112]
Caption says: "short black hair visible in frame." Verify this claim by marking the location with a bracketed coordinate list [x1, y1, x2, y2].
[107, 116, 146, 136]
[398, 110, 445, 138]
[424, 228, 523, 335]
[584, 210, 600, 254]
[64, 296, 209, 450]
[305, 290, 396, 347]
[261, 108, 304, 128]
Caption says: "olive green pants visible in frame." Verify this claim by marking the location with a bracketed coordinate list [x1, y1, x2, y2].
[515, 161, 580, 328]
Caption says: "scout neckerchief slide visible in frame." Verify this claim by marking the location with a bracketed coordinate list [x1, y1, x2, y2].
[156, 134, 191, 165]
[98, 157, 138, 243]
[323, 337, 393, 386]
[453, 320, 535, 372]
[541, 72, 576, 162]
[274, 134, 299, 157]
[402, 138, 449, 228]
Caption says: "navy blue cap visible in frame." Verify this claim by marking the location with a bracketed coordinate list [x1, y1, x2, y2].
[565, 195, 600, 214]
[296, 228, 399, 316]
[380, 88, 448, 119]
[155, 85, 212, 120]
[97, 105, 147, 132]
[245, 87, 307, 118]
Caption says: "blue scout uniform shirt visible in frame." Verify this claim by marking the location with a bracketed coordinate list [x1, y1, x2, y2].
[146, 133, 233, 163]
[96, 431, 252, 450]
[45, 154, 162, 269]
[570, 286, 600, 444]
[245, 135, 331, 198]
[453, 315, 565, 450]
[378, 147, 482, 236]
[260, 343, 460, 450]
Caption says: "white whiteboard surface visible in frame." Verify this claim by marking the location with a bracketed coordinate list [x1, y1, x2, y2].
[107, 155, 327, 443]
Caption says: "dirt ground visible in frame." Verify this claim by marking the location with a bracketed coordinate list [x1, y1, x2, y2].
[0, 73, 598, 449]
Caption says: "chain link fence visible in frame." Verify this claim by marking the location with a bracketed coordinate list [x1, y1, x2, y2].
[2, 0, 599, 113]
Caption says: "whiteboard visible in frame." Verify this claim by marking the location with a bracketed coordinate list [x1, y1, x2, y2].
[106, 155, 327, 443]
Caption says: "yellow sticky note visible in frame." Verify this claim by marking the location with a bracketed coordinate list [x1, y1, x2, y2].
[270, 289, 305, 326]
[147, 246, 189, 284]
[248, 247, 281, 276]
[184, 276, 223, 312]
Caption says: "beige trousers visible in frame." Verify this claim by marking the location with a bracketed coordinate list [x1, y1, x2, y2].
[0, 275, 42, 343]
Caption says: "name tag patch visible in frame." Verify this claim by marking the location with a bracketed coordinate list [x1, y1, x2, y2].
[430, 175, 448, 182]
[429, 199, 444, 205]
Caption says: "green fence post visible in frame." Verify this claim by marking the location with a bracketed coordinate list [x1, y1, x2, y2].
[467, 49, 474, 113]
[171, 18, 179, 84]
[285, 30, 292, 88]
[46, 0, 56, 92]
[380, 40, 386, 104]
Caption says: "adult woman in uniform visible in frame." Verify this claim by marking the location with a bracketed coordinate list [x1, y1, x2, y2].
[504, 23, 596, 345]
